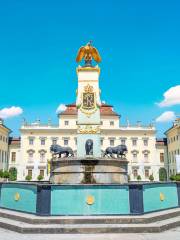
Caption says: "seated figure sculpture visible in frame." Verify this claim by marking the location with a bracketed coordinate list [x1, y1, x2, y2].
[85, 139, 93, 155]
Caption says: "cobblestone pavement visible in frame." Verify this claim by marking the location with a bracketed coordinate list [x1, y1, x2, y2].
[0, 227, 180, 240]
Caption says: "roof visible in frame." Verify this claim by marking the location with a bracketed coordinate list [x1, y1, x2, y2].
[0, 119, 11, 133]
[164, 118, 180, 135]
[9, 137, 21, 146]
[59, 103, 120, 117]
[156, 138, 167, 146]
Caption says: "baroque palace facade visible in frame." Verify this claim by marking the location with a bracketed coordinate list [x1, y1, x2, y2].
[0, 119, 11, 171]
[7, 103, 167, 181]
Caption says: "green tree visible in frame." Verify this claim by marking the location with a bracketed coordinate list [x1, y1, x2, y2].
[25, 175, 32, 181]
[137, 175, 141, 181]
[170, 175, 176, 181]
[149, 174, 154, 181]
[175, 174, 180, 181]
[159, 168, 167, 181]
[3, 171, 9, 179]
[37, 175, 43, 181]
[0, 170, 3, 178]
[9, 168, 17, 181]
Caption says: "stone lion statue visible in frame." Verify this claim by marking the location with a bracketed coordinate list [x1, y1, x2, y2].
[104, 144, 127, 158]
[50, 144, 74, 158]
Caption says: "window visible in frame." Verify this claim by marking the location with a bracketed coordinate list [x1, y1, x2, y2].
[28, 152, 34, 162]
[28, 169, 32, 177]
[132, 153, 137, 162]
[100, 121, 103, 125]
[145, 169, 149, 178]
[29, 138, 34, 145]
[41, 138, 45, 145]
[64, 139, 68, 146]
[11, 152, 16, 162]
[160, 153, 164, 163]
[121, 139, 126, 145]
[65, 121, 69, 126]
[132, 139, 137, 146]
[110, 121, 114, 126]
[40, 152, 45, 162]
[133, 169, 138, 178]
[110, 139, 114, 146]
[144, 153, 148, 162]
[40, 169, 44, 177]
[101, 139, 103, 146]
[143, 139, 148, 146]
[52, 139, 57, 145]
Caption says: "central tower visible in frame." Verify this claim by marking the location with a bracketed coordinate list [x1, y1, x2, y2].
[76, 42, 102, 157]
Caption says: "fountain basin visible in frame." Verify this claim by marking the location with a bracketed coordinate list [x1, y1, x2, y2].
[0, 182, 179, 216]
[49, 157, 128, 184]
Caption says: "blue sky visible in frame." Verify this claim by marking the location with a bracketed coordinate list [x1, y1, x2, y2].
[0, 0, 180, 137]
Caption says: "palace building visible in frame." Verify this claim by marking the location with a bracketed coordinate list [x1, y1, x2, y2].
[7, 102, 166, 181]
[165, 118, 180, 176]
[0, 119, 11, 171]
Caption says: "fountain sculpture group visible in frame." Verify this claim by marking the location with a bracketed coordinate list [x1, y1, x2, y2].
[50, 42, 128, 184]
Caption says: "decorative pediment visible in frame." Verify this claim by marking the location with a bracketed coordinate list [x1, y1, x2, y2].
[27, 149, 35, 153]
[142, 150, 150, 154]
[38, 149, 47, 153]
[131, 150, 139, 154]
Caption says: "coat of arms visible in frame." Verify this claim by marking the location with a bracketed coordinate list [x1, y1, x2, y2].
[80, 84, 97, 116]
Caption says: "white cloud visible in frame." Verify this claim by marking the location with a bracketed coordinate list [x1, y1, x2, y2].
[56, 104, 67, 114]
[157, 85, 180, 107]
[156, 111, 176, 123]
[0, 106, 23, 119]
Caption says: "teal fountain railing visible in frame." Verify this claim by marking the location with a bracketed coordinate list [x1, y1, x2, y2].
[0, 182, 180, 216]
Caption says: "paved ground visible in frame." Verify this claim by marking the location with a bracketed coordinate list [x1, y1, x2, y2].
[0, 227, 180, 240]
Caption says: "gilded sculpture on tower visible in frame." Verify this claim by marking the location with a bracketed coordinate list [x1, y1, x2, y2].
[76, 41, 101, 66]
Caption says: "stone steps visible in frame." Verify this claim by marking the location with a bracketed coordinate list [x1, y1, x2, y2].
[0, 208, 180, 233]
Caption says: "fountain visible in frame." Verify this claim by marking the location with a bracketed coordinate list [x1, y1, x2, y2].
[49, 41, 128, 184]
